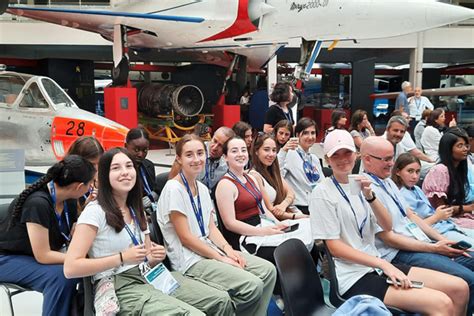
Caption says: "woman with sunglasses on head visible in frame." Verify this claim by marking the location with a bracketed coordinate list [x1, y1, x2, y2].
[310, 130, 469, 316]
[0, 155, 96, 316]
[278, 117, 324, 215]
[67, 136, 104, 208]
[423, 127, 474, 231]
[158, 134, 277, 315]
[64, 147, 211, 315]
[249, 133, 307, 221]
[125, 127, 159, 215]
[393, 153, 474, 245]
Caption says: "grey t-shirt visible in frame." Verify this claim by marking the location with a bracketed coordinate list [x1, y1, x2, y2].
[310, 177, 379, 295]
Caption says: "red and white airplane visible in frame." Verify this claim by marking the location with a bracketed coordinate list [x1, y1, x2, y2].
[4, 0, 473, 84]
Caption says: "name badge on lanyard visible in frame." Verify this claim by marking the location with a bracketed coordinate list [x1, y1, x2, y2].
[124, 206, 180, 294]
[49, 181, 71, 248]
[296, 149, 320, 186]
[367, 174, 431, 242]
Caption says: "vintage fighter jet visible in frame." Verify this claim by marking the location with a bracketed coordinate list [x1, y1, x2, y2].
[4, 0, 474, 84]
[0, 71, 129, 165]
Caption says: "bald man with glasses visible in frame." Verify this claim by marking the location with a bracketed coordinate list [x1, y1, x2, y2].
[360, 136, 474, 314]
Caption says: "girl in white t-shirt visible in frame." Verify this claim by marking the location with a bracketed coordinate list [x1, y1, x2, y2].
[310, 130, 469, 315]
[158, 134, 277, 316]
[64, 148, 206, 315]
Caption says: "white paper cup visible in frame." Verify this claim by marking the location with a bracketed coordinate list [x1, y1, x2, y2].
[348, 174, 362, 195]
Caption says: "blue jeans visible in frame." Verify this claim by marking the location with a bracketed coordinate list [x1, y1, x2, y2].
[393, 250, 474, 313]
[0, 255, 78, 316]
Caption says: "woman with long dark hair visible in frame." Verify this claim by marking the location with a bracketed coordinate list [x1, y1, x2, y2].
[393, 153, 474, 243]
[423, 127, 474, 230]
[273, 119, 294, 151]
[250, 133, 307, 220]
[0, 155, 95, 315]
[125, 127, 158, 214]
[323, 109, 347, 139]
[350, 109, 375, 150]
[64, 147, 214, 315]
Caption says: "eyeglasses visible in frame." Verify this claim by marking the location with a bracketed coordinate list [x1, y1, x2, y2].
[368, 154, 394, 162]
[455, 143, 471, 150]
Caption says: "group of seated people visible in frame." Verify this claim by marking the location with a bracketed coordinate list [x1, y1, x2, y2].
[0, 108, 473, 315]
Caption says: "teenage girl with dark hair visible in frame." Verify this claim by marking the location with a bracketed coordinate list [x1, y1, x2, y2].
[263, 82, 295, 133]
[125, 127, 158, 214]
[423, 127, 474, 230]
[273, 119, 294, 151]
[323, 109, 347, 139]
[0, 155, 95, 315]
[65, 147, 213, 315]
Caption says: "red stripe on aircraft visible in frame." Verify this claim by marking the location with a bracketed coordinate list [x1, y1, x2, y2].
[199, 0, 257, 42]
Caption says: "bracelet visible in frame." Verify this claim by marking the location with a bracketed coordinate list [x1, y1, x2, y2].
[119, 252, 124, 266]
[292, 214, 296, 220]
[366, 192, 376, 203]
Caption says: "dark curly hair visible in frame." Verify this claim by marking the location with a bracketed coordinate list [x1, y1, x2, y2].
[9, 155, 95, 229]
[270, 82, 292, 104]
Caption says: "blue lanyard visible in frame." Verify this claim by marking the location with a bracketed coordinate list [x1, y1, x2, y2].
[140, 166, 155, 201]
[124, 206, 143, 245]
[278, 105, 293, 124]
[410, 187, 435, 213]
[179, 172, 206, 237]
[331, 176, 368, 239]
[48, 181, 71, 242]
[227, 171, 266, 215]
[296, 149, 320, 183]
[368, 173, 407, 217]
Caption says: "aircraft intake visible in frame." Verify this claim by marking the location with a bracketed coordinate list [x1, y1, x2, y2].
[138, 83, 204, 117]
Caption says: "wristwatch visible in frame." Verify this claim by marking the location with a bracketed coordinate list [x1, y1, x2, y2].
[366, 192, 376, 203]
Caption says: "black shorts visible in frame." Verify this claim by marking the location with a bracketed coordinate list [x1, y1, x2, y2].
[342, 264, 412, 301]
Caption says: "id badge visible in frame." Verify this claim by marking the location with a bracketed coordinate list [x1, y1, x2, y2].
[259, 214, 276, 227]
[151, 202, 158, 213]
[405, 219, 431, 242]
[142, 263, 180, 295]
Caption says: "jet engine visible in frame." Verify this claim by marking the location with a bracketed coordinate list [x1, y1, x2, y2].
[138, 83, 204, 118]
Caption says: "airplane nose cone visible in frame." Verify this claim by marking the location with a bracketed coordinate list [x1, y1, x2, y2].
[426, 1, 474, 27]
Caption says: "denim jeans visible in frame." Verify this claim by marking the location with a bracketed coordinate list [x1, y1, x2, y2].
[393, 250, 474, 313]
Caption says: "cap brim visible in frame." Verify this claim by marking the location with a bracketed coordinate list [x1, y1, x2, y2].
[326, 145, 356, 157]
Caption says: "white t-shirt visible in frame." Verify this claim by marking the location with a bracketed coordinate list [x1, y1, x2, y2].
[156, 179, 213, 274]
[407, 96, 434, 121]
[279, 147, 324, 206]
[420, 126, 442, 162]
[310, 177, 379, 295]
[250, 170, 277, 204]
[78, 201, 150, 282]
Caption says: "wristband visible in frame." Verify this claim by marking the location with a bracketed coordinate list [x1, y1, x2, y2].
[366, 192, 376, 203]
[119, 252, 124, 266]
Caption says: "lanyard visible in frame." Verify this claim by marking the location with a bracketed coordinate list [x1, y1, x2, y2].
[140, 166, 155, 201]
[48, 181, 71, 242]
[179, 172, 206, 237]
[331, 176, 368, 239]
[277, 105, 293, 124]
[296, 149, 320, 183]
[204, 146, 218, 189]
[227, 171, 266, 215]
[410, 187, 436, 213]
[367, 173, 407, 217]
[124, 206, 144, 245]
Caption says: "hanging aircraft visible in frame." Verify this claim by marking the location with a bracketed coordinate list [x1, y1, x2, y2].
[0, 70, 129, 165]
[4, 0, 473, 85]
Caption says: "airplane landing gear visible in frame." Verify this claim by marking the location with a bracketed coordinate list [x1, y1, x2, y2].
[112, 56, 130, 86]
[294, 39, 323, 81]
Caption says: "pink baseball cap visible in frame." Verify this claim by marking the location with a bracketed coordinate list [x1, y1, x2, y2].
[323, 129, 356, 157]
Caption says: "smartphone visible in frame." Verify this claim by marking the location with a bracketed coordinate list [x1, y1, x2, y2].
[290, 137, 299, 142]
[451, 240, 472, 250]
[386, 278, 424, 289]
[283, 223, 299, 233]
